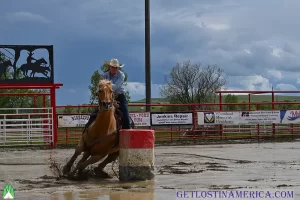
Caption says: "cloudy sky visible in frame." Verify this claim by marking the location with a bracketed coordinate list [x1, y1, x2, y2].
[1, 0, 300, 105]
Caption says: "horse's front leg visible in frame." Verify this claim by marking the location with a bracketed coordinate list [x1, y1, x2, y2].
[76, 151, 90, 175]
[62, 138, 85, 175]
[71, 153, 106, 178]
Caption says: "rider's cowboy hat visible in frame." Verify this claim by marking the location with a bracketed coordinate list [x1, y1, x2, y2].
[109, 58, 124, 68]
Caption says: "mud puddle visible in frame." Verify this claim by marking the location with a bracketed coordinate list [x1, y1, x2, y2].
[1, 141, 300, 199]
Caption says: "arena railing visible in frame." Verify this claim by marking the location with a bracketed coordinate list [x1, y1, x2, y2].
[0, 108, 53, 147]
[56, 102, 300, 145]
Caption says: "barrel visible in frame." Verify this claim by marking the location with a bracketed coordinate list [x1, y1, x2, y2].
[119, 129, 155, 181]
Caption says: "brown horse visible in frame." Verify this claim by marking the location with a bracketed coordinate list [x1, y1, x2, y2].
[62, 79, 120, 179]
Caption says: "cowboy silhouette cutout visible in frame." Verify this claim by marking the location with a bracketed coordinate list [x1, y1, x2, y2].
[26, 51, 37, 64]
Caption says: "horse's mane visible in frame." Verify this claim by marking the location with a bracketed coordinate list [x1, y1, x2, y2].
[99, 79, 111, 85]
[99, 79, 113, 91]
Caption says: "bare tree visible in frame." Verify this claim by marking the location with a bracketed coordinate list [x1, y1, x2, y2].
[160, 61, 228, 110]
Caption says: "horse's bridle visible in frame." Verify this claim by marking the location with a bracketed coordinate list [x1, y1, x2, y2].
[96, 87, 115, 111]
[83, 86, 121, 151]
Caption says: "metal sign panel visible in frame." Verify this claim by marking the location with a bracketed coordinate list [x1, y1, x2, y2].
[0, 45, 54, 84]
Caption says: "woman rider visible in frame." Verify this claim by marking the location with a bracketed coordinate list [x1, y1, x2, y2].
[83, 58, 131, 133]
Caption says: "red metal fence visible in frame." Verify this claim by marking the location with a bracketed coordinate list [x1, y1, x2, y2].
[56, 101, 300, 146]
[2, 89, 300, 147]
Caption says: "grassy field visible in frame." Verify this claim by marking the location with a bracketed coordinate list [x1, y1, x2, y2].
[233, 95, 300, 102]
[132, 95, 300, 103]
[56, 95, 300, 114]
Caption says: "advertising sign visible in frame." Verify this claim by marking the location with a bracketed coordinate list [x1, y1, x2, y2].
[129, 112, 151, 126]
[197, 111, 281, 125]
[239, 110, 281, 124]
[57, 115, 90, 127]
[197, 111, 240, 125]
[151, 112, 193, 125]
[279, 110, 300, 124]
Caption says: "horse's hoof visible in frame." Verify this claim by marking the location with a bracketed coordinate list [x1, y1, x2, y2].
[94, 168, 112, 179]
[62, 165, 71, 175]
[77, 171, 89, 181]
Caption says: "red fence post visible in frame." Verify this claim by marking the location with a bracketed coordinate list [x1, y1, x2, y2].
[192, 105, 197, 144]
[219, 92, 223, 139]
[271, 90, 276, 137]
[257, 124, 260, 142]
[50, 86, 58, 148]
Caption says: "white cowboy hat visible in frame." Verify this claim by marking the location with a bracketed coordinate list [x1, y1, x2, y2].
[109, 58, 124, 68]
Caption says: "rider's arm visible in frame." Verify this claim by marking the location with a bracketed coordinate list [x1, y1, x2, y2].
[112, 72, 125, 91]
[102, 72, 108, 80]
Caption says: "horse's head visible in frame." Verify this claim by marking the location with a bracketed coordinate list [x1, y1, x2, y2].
[97, 79, 114, 111]
[37, 58, 47, 65]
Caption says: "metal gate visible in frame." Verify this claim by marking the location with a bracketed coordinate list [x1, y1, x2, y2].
[0, 108, 54, 147]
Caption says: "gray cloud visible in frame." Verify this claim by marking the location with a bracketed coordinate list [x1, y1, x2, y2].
[2, 0, 300, 103]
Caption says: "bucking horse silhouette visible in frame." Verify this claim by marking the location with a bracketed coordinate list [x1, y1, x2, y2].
[0, 60, 13, 79]
[17, 58, 47, 77]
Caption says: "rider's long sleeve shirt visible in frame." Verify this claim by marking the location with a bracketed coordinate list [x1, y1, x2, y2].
[103, 70, 126, 95]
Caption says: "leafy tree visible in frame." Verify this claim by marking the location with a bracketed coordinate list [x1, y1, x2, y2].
[224, 94, 239, 110]
[160, 60, 228, 110]
[239, 101, 248, 110]
[88, 60, 131, 105]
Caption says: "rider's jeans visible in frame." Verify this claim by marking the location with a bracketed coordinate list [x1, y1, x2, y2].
[115, 93, 131, 129]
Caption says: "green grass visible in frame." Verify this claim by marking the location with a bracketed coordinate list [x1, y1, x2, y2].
[233, 95, 300, 102]
[131, 95, 300, 103]
[56, 95, 300, 114]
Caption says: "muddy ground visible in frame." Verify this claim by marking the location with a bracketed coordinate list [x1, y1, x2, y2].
[0, 141, 300, 200]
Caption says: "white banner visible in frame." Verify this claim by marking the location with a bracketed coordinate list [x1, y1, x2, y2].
[151, 113, 193, 125]
[197, 111, 240, 125]
[239, 110, 281, 124]
[129, 112, 151, 126]
[58, 112, 152, 127]
[58, 115, 90, 127]
[197, 111, 281, 125]
[280, 110, 300, 124]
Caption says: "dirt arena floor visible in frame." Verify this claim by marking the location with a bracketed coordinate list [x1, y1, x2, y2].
[0, 141, 300, 200]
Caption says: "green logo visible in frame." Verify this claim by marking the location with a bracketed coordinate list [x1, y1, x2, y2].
[2, 184, 15, 199]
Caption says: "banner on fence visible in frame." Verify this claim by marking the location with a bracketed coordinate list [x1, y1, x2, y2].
[58, 115, 90, 127]
[240, 110, 281, 124]
[58, 112, 151, 127]
[129, 112, 151, 126]
[151, 112, 193, 125]
[279, 110, 300, 124]
[197, 111, 240, 125]
[197, 110, 282, 125]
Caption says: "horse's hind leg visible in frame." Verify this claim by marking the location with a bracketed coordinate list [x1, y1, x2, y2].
[62, 138, 85, 175]
[94, 151, 119, 178]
